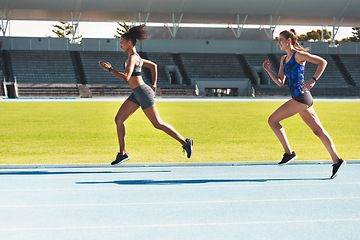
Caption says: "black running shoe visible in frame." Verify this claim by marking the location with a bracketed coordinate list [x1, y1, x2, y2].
[278, 151, 298, 165]
[182, 138, 193, 158]
[330, 159, 346, 179]
[111, 153, 130, 165]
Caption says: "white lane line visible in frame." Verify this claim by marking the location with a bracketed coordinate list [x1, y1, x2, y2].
[1, 181, 359, 192]
[0, 179, 360, 193]
[1, 218, 360, 231]
[1, 196, 360, 209]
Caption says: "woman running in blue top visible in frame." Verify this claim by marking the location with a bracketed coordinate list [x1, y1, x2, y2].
[262, 29, 345, 179]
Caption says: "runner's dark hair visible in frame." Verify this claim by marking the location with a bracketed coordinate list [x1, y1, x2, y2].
[122, 24, 148, 46]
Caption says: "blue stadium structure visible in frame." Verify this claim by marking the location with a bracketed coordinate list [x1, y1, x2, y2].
[1, 45, 360, 98]
[1, 0, 360, 98]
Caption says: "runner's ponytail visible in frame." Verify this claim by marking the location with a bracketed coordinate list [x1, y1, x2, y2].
[122, 24, 148, 46]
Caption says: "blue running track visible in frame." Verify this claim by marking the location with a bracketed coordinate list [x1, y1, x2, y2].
[0, 162, 359, 240]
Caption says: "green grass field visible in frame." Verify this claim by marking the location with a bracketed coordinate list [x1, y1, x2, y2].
[0, 101, 359, 164]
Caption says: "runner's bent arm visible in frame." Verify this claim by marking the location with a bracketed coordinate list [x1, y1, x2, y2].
[262, 56, 286, 86]
[143, 59, 158, 90]
[98, 54, 138, 82]
[296, 51, 327, 90]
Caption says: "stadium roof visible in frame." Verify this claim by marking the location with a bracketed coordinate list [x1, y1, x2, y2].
[1, 0, 359, 27]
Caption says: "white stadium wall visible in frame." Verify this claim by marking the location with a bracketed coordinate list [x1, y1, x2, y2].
[1, 37, 360, 54]
[141, 39, 273, 54]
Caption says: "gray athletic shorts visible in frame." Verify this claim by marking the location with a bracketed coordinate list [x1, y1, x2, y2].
[127, 84, 155, 110]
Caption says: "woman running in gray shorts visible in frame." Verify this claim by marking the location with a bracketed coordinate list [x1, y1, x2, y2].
[99, 25, 193, 165]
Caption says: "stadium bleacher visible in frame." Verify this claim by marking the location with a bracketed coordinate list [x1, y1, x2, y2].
[78, 51, 191, 96]
[305, 54, 348, 86]
[79, 51, 129, 86]
[338, 55, 360, 86]
[1, 50, 359, 98]
[243, 54, 269, 69]
[17, 85, 80, 97]
[146, 52, 182, 87]
[10, 50, 77, 84]
[0, 54, 3, 96]
[180, 53, 247, 79]
[0, 54, 3, 78]
[5, 50, 80, 97]
[243, 54, 265, 64]
[243, 54, 277, 85]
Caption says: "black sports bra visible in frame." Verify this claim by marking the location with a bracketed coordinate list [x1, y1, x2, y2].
[124, 53, 143, 76]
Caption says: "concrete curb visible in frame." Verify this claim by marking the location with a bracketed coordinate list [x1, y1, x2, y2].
[1, 160, 359, 169]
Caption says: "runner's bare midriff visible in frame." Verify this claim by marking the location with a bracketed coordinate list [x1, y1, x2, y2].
[129, 76, 145, 89]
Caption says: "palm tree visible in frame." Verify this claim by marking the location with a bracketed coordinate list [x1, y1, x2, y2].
[52, 21, 82, 44]
[114, 22, 131, 38]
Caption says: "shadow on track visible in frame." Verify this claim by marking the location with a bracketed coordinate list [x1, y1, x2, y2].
[77, 177, 331, 185]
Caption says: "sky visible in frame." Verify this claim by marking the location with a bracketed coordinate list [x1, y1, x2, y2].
[1, 20, 355, 40]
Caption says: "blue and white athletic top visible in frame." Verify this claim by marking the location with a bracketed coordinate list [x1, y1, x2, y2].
[283, 50, 306, 98]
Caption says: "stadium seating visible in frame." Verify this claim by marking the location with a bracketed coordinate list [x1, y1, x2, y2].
[0, 54, 3, 96]
[338, 55, 360, 86]
[10, 50, 77, 84]
[1, 50, 359, 97]
[0, 54, 3, 77]
[179, 53, 247, 79]
[145, 52, 182, 87]
[17, 85, 80, 97]
[243, 54, 277, 85]
[79, 51, 129, 86]
[305, 54, 348, 86]
[87, 85, 132, 96]
[243, 54, 269, 69]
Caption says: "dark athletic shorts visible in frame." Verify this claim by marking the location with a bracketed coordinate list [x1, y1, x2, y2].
[293, 91, 313, 107]
[127, 84, 155, 110]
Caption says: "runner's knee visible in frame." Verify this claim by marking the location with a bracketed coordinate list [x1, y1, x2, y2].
[268, 115, 278, 126]
[312, 127, 325, 137]
[152, 121, 165, 130]
[115, 115, 125, 125]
